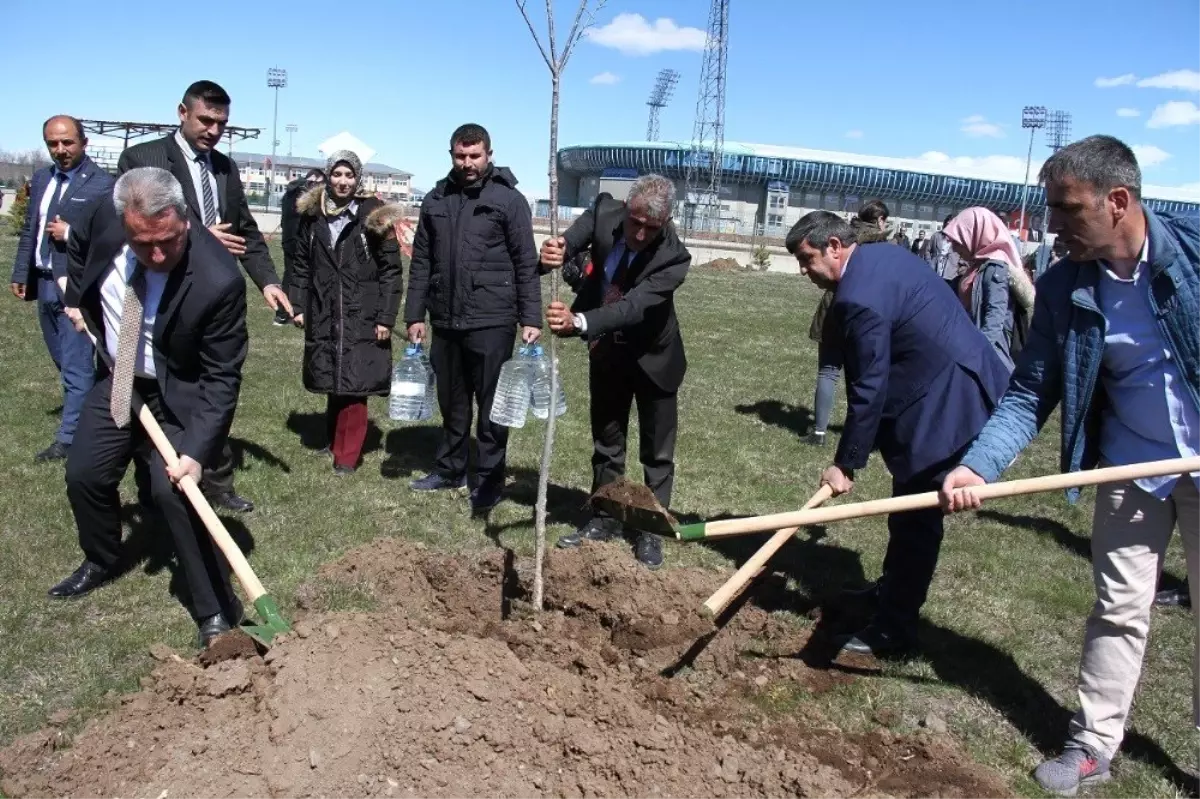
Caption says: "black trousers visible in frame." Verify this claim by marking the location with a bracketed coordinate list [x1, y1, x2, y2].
[64, 375, 238, 622]
[589, 347, 678, 511]
[430, 326, 513, 488]
[873, 452, 963, 641]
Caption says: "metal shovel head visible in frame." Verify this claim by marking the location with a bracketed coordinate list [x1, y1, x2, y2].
[589, 478, 679, 536]
[241, 595, 292, 647]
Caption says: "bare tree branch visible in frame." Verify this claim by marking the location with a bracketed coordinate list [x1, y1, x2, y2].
[557, 0, 605, 70]
[545, 0, 559, 71]
[514, 0, 554, 71]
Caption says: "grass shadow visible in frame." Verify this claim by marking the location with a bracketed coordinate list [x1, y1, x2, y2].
[228, 435, 292, 474]
[379, 425, 442, 480]
[734, 399, 843, 437]
[978, 509, 1090, 562]
[283, 411, 385, 464]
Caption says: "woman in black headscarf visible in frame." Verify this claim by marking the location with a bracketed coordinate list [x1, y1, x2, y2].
[290, 150, 404, 474]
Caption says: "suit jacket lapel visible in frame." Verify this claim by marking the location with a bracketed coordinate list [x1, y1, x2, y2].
[212, 153, 230, 221]
[154, 250, 193, 341]
[165, 136, 204, 224]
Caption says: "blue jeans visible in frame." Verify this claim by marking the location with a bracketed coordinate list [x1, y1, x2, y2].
[37, 276, 94, 445]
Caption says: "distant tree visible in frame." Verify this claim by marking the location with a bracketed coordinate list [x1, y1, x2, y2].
[7, 189, 29, 237]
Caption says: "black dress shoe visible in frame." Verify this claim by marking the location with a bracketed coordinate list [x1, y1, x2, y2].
[634, 532, 664, 570]
[838, 624, 915, 659]
[469, 482, 504, 513]
[1155, 586, 1192, 608]
[557, 517, 621, 549]
[35, 441, 69, 463]
[197, 613, 232, 648]
[208, 492, 255, 513]
[48, 561, 110, 598]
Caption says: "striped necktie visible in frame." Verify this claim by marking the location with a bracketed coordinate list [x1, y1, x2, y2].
[196, 154, 218, 226]
[110, 258, 147, 428]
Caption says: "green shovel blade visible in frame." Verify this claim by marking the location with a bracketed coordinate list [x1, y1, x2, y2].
[240, 595, 291, 647]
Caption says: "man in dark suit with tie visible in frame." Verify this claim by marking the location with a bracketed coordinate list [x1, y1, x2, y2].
[787, 210, 1010, 657]
[116, 79, 288, 514]
[541, 176, 690, 570]
[9, 116, 114, 462]
[54, 167, 247, 646]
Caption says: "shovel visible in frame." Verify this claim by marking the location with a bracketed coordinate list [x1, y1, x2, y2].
[588, 478, 678, 535]
[130, 392, 291, 647]
[81, 329, 290, 646]
[675, 457, 1200, 542]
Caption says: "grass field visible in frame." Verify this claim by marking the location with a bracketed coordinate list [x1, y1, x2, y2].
[0, 235, 1194, 797]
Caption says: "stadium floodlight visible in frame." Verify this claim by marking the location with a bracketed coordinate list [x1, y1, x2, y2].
[645, 69, 680, 142]
[1017, 106, 1047, 238]
[266, 68, 288, 210]
[286, 123, 298, 157]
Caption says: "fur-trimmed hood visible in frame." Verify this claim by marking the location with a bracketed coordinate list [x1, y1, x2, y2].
[296, 184, 405, 237]
[850, 217, 891, 244]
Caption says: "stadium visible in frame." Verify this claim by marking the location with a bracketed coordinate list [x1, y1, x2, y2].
[554, 140, 1200, 240]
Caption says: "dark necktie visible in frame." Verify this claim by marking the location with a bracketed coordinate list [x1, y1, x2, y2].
[590, 247, 634, 353]
[110, 258, 147, 428]
[39, 172, 68, 268]
[196, 154, 218, 226]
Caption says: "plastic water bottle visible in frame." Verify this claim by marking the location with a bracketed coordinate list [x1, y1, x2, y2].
[489, 345, 533, 428]
[529, 344, 567, 420]
[390, 344, 433, 422]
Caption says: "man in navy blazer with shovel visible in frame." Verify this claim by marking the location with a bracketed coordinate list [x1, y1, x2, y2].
[786, 210, 1010, 658]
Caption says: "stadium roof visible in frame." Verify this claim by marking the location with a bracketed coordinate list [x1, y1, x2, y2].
[565, 140, 1200, 205]
[230, 151, 411, 178]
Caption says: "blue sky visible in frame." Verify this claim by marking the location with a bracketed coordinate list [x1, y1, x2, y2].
[4, 0, 1198, 197]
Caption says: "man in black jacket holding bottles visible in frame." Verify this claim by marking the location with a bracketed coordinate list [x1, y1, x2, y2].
[540, 175, 690, 569]
[404, 124, 542, 513]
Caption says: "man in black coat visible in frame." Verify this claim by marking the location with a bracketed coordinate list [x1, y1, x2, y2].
[116, 79, 288, 514]
[55, 167, 247, 647]
[404, 124, 542, 512]
[276, 168, 325, 325]
[541, 176, 690, 569]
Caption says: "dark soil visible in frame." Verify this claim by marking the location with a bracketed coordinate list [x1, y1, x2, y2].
[0, 540, 1011, 798]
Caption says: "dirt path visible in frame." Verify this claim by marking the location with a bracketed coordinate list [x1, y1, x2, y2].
[0, 540, 1011, 798]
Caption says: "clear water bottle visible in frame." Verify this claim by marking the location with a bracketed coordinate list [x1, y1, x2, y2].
[423, 352, 437, 419]
[390, 344, 433, 422]
[489, 345, 533, 428]
[529, 344, 567, 420]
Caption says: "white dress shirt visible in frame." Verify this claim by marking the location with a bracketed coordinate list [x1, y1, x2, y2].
[174, 130, 220, 221]
[34, 162, 82, 271]
[101, 246, 168, 379]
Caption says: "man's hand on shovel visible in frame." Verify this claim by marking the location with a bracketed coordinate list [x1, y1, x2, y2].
[820, 464, 854, 497]
[167, 455, 203, 486]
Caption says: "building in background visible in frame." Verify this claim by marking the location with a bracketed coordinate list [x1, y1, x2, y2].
[555, 141, 1200, 241]
[231, 152, 413, 206]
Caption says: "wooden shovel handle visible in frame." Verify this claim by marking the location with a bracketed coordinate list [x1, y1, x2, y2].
[131, 398, 267, 602]
[682, 456, 1200, 541]
[700, 484, 834, 618]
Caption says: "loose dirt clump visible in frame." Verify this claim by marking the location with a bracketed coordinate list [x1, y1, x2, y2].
[698, 256, 743, 271]
[0, 541, 1011, 798]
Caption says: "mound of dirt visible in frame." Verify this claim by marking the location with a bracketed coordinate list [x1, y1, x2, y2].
[698, 257, 743, 271]
[0, 541, 1011, 798]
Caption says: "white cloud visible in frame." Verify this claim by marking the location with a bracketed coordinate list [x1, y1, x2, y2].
[1137, 69, 1200, 92]
[1116, 107, 1141, 117]
[1095, 73, 1137, 88]
[584, 12, 707, 56]
[1178, 181, 1200, 193]
[960, 114, 1005, 138]
[844, 129, 864, 139]
[589, 71, 620, 85]
[915, 151, 1035, 183]
[1147, 100, 1200, 128]
[1131, 144, 1172, 167]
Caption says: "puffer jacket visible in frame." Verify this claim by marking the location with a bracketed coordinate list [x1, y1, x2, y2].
[808, 219, 891, 342]
[961, 208, 1199, 498]
[289, 185, 404, 397]
[404, 165, 541, 332]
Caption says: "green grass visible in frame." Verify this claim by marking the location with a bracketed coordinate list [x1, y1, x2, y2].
[0, 236, 1194, 796]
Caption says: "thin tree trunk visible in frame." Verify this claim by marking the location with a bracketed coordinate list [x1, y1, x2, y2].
[532, 70, 563, 612]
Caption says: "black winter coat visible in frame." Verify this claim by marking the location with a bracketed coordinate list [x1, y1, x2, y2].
[289, 188, 404, 397]
[280, 178, 308, 258]
[404, 166, 541, 332]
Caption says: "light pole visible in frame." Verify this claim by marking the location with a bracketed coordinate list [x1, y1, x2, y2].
[266, 67, 288, 210]
[286, 123, 297, 157]
[1017, 105, 1047, 241]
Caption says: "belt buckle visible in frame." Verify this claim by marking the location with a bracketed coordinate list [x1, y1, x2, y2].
[611, 331, 628, 345]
